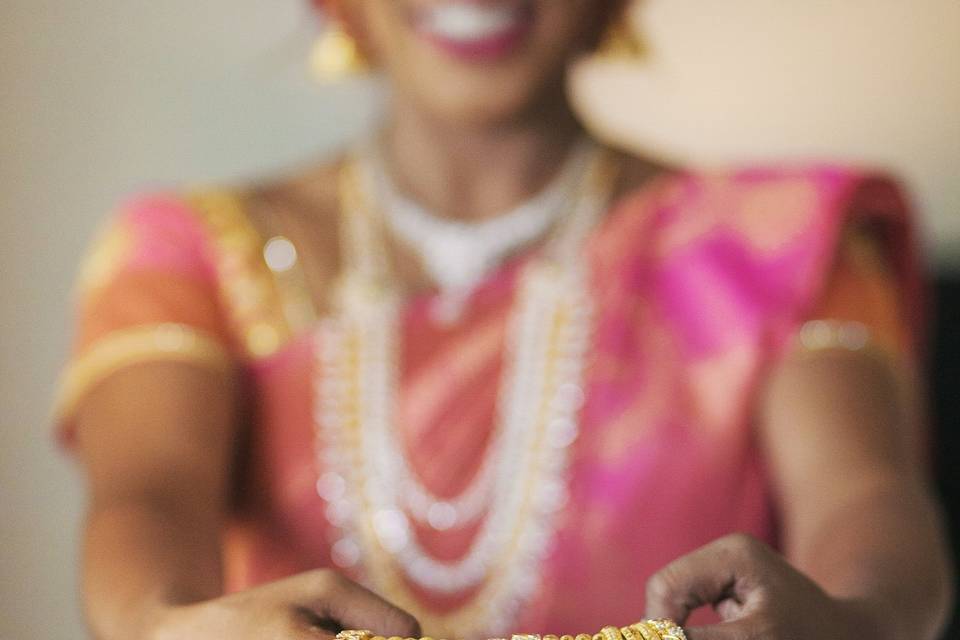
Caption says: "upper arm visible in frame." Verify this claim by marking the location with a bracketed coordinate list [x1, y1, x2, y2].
[57, 195, 240, 513]
[77, 362, 238, 515]
[758, 224, 927, 559]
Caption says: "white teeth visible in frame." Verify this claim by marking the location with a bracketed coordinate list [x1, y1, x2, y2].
[420, 3, 520, 42]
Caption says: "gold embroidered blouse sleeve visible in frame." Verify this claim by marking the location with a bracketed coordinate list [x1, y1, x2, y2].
[794, 222, 913, 366]
[55, 323, 232, 421]
[784, 220, 925, 462]
[54, 191, 301, 440]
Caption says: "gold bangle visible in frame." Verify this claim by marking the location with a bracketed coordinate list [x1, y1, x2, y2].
[600, 627, 623, 640]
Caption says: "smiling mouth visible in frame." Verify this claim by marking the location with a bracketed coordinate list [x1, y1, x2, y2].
[412, 1, 535, 62]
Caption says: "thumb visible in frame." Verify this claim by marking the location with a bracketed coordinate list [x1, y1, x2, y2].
[645, 535, 764, 623]
[283, 570, 421, 637]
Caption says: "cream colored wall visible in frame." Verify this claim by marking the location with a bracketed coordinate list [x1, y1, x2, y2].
[574, 0, 960, 262]
[1, 1, 957, 638]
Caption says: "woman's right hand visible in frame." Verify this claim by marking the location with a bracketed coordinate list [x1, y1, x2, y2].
[152, 570, 420, 640]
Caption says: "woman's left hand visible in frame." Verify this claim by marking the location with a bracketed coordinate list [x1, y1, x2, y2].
[644, 533, 879, 640]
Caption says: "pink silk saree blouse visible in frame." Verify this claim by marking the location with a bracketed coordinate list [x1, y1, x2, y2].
[56, 164, 920, 636]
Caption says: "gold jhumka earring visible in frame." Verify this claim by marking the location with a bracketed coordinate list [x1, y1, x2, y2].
[310, 22, 369, 82]
[596, 5, 649, 61]
[310, 6, 645, 80]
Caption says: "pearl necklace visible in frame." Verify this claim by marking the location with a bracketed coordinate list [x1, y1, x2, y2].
[359, 138, 596, 323]
[314, 144, 612, 638]
[345, 139, 601, 535]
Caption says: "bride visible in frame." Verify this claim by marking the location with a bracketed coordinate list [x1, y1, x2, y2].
[57, 1, 953, 638]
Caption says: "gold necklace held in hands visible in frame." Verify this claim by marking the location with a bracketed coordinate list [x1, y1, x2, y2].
[337, 620, 689, 640]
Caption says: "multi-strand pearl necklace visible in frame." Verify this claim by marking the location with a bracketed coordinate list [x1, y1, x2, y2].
[314, 140, 612, 638]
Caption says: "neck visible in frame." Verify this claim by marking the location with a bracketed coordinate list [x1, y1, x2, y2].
[380, 93, 585, 222]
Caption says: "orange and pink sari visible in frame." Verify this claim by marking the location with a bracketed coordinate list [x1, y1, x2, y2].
[56, 163, 919, 636]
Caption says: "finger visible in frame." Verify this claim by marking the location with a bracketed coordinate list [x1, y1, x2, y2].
[645, 534, 768, 622]
[290, 571, 421, 637]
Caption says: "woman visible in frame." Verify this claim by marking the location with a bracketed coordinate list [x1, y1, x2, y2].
[56, 1, 953, 638]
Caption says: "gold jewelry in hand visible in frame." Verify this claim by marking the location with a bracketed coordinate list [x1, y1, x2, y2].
[336, 619, 687, 640]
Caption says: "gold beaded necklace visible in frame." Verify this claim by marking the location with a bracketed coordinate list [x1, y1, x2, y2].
[336, 620, 689, 640]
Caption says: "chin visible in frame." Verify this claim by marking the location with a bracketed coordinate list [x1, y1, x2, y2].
[373, 0, 579, 128]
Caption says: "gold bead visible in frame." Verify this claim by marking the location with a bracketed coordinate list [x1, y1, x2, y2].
[630, 623, 659, 640]
[600, 627, 623, 640]
[620, 627, 641, 640]
[638, 627, 659, 640]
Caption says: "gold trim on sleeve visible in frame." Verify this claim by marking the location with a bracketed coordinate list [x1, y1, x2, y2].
[75, 217, 135, 300]
[55, 323, 232, 419]
[797, 319, 872, 352]
[793, 318, 907, 369]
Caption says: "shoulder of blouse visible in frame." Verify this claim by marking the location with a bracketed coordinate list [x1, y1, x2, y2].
[83, 188, 304, 359]
[589, 161, 919, 355]
[642, 162, 910, 254]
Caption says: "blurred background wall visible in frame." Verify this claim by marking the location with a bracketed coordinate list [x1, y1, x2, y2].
[1, 1, 958, 638]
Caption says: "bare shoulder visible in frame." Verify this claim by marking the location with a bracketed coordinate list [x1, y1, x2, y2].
[245, 156, 344, 230]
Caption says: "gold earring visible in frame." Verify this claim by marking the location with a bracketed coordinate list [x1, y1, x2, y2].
[596, 17, 648, 60]
[310, 23, 368, 82]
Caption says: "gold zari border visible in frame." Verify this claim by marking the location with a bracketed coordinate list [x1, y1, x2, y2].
[55, 323, 232, 419]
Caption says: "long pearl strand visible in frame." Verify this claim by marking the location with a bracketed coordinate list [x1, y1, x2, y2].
[314, 144, 611, 637]
[351, 140, 599, 531]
